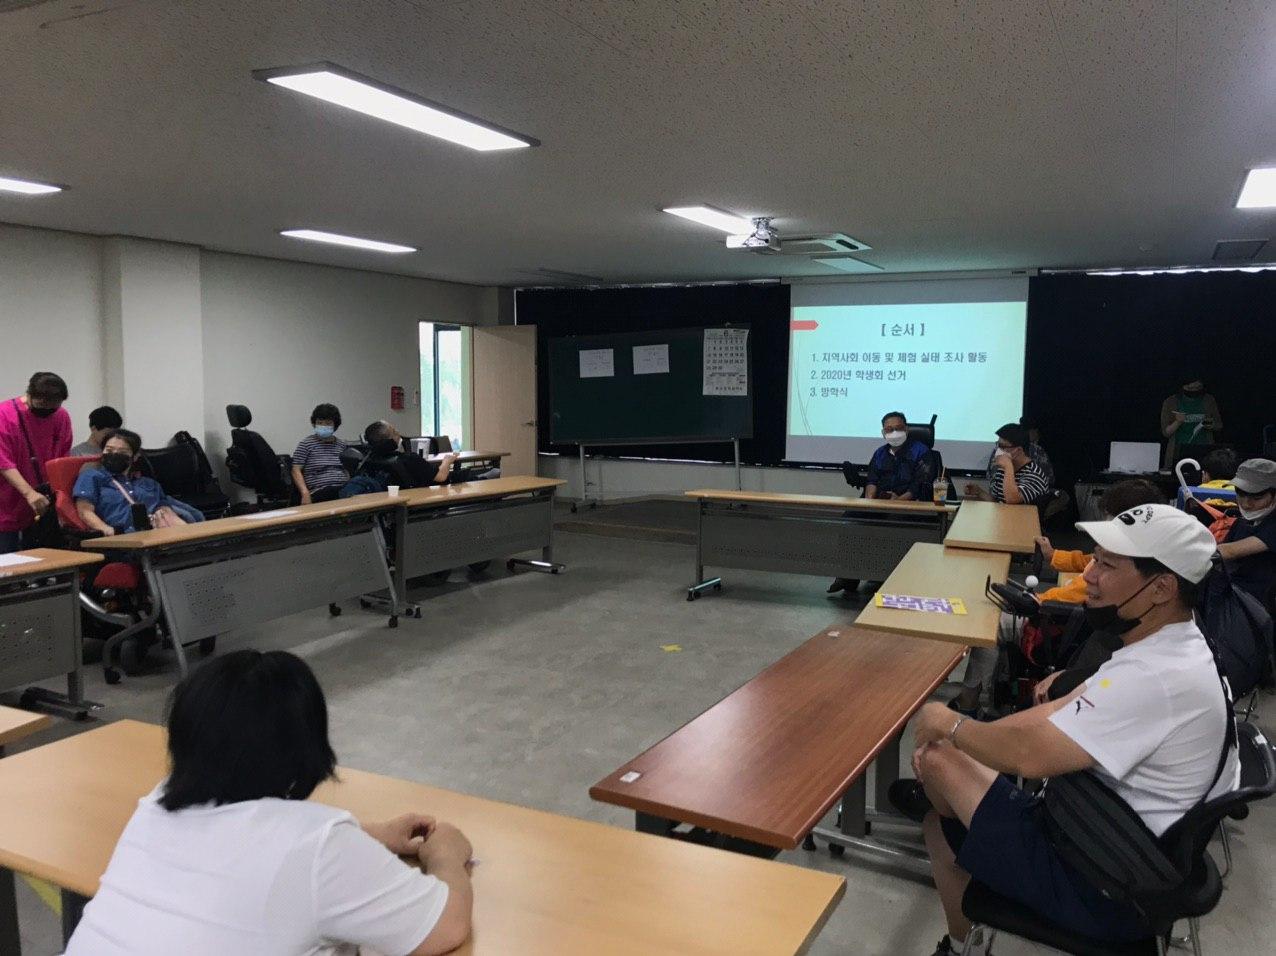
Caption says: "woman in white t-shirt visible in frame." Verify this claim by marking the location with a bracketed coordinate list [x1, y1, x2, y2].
[66, 650, 474, 956]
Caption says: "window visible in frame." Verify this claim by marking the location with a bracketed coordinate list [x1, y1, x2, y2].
[419, 322, 465, 448]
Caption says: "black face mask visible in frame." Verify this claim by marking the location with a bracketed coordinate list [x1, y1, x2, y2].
[101, 452, 132, 475]
[29, 405, 56, 418]
[369, 438, 399, 457]
[1083, 576, 1159, 635]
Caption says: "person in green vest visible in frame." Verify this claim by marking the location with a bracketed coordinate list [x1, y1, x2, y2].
[1160, 376, 1222, 468]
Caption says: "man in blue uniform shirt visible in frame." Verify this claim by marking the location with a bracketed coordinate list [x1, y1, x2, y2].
[829, 411, 934, 594]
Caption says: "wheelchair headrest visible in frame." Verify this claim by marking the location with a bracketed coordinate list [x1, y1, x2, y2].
[226, 404, 252, 428]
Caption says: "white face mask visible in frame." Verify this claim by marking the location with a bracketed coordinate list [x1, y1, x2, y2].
[1240, 502, 1275, 522]
[884, 430, 907, 448]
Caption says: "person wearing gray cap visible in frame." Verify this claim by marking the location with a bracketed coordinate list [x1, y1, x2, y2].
[1218, 458, 1276, 604]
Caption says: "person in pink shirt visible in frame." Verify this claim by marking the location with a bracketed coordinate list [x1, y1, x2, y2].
[0, 372, 73, 553]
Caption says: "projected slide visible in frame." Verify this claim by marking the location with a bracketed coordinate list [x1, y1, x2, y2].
[786, 301, 1027, 469]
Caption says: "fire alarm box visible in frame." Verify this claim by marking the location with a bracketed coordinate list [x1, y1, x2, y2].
[390, 386, 405, 411]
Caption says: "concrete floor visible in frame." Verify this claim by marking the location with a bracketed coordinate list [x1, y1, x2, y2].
[10, 528, 1276, 955]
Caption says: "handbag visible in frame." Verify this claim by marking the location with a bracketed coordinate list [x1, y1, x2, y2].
[109, 477, 188, 530]
[1041, 631, 1236, 922]
[12, 399, 64, 549]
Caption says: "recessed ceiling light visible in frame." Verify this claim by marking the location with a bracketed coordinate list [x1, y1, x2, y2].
[253, 63, 538, 152]
[1236, 168, 1276, 208]
[280, 229, 416, 254]
[0, 175, 62, 195]
[663, 205, 756, 234]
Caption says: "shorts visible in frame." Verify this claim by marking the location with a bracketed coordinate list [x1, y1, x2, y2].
[941, 775, 1149, 942]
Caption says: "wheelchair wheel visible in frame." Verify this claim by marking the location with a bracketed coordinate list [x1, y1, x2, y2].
[119, 637, 150, 676]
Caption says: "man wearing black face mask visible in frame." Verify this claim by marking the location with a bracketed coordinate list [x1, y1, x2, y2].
[71, 428, 203, 535]
[361, 421, 457, 489]
[893, 505, 1234, 956]
[0, 372, 72, 552]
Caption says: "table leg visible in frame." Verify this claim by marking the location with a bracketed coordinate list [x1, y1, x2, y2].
[67, 571, 84, 705]
[839, 776, 868, 838]
[873, 734, 902, 816]
[61, 890, 87, 947]
[146, 558, 189, 676]
[687, 501, 722, 600]
[392, 507, 408, 617]
[0, 867, 18, 956]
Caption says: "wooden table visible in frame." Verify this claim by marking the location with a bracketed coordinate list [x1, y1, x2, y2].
[393, 476, 565, 592]
[943, 500, 1041, 554]
[83, 496, 400, 682]
[0, 721, 844, 955]
[592, 625, 965, 867]
[425, 449, 509, 474]
[0, 706, 51, 752]
[683, 489, 956, 600]
[0, 549, 102, 712]
[851, 543, 1010, 648]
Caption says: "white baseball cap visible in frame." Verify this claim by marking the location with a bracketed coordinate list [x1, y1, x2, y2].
[1076, 503, 1217, 583]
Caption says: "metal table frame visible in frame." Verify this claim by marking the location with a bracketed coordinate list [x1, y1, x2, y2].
[688, 498, 952, 600]
[390, 485, 563, 612]
[0, 566, 90, 718]
[93, 508, 399, 681]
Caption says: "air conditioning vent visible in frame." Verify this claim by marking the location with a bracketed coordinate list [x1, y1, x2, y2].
[1212, 239, 1267, 261]
[764, 233, 872, 256]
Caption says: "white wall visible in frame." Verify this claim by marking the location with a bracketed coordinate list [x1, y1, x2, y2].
[103, 237, 205, 441]
[0, 224, 105, 431]
[198, 251, 490, 478]
[0, 224, 496, 496]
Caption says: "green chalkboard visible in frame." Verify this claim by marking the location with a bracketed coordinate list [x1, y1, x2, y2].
[548, 328, 753, 445]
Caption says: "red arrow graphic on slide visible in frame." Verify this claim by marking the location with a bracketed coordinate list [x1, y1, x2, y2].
[790, 320, 819, 331]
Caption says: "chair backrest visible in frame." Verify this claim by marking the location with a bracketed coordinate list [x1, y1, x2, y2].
[45, 455, 100, 532]
[224, 402, 289, 495]
[138, 443, 201, 497]
[906, 414, 937, 449]
[1160, 722, 1276, 876]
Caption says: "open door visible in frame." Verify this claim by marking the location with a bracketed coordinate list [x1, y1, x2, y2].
[471, 326, 538, 477]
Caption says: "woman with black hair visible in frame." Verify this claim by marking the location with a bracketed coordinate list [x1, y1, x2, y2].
[292, 402, 350, 504]
[66, 650, 474, 955]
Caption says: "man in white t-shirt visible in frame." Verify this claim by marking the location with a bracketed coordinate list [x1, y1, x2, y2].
[904, 504, 1237, 956]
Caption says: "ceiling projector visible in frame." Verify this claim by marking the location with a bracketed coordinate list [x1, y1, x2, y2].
[726, 217, 780, 252]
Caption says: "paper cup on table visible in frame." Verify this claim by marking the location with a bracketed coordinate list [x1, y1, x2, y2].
[387, 485, 400, 497]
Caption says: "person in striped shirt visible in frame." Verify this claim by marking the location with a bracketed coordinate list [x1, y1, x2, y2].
[291, 403, 349, 504]
[963, 423, 1051, 505]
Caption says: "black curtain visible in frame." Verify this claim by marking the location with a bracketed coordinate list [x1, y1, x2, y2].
[516, 284, 791, 465]
[1026, 272, 1276, 490]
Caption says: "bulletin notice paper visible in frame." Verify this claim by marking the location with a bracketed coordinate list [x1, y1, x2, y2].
[702, 328, 749, 396]
[579, 348, 615, 379]
[632, 343, 670, 375]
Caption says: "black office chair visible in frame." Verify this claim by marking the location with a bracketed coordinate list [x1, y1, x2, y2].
[225, 405, 292, 505]
[961, 721, 1276, 956]
[138, 435, 230, 519]
[907, 414, 953, 500]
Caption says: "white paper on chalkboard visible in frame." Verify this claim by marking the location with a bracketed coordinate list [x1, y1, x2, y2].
[632, 343, 670, 375]
[579, 348, 615, 378]
[702, 328, 749, 396]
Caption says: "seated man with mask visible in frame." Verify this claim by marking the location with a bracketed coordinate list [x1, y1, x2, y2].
[828, 411, 934, 594]
[899, 504, 1237, 955]
[1217, 457, 1276, 604]
[963, 423, 1051, 505]
[73, 429, 204, 535]
[361, 421, 458, 489]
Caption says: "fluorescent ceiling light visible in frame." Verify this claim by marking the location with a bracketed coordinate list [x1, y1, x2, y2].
[1237, 168, 1276, 208]
[280, 229, 416, 254]
[1085, 264, 1276, 276]
[254, 63, 537, 152]
[664, 205, 755, 233]
[0, 176, 62, 195]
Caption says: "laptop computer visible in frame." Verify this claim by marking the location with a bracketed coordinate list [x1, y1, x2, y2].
[1108, 441, 1161, 474]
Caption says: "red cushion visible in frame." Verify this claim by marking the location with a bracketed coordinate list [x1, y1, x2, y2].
[46, 455, 100, 532]
[92, 563, 141, 591]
